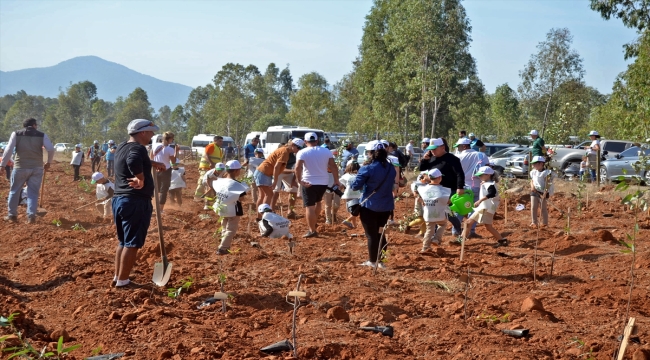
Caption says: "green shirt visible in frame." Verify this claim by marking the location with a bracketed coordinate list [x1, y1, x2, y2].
[531, 137, 545, 157]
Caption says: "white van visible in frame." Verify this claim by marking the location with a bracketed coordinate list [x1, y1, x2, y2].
[191, 134, 235, 156]
[244, 132, 264, 147]
[264, 126, 325, 155]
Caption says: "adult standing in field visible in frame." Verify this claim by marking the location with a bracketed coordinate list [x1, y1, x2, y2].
[254, 139, 305, 218]
[586, 130, 601, 182]
[420, 138, 430, 151]
[295, 132, 340, 238]
[339, 140, 359, 172]
[405, 140, 415, 164]
[106, 140, 117, 178]
[351, 141, 395, 268]
[530, 130, 546, 157]
[88, 140, 105, 173]
[468, 133, 486, 153]
[321, 137, 335, 150]
[244, 136, 260, 161]
[194, 136, 224, 201]
[151, 132, 178, 212]
[418, 138, 464, 238]
[112, 119, 166, 289]
[1, 118, 55, 224]
[270, 151, 299, 220]
[455, 137, 488, 238]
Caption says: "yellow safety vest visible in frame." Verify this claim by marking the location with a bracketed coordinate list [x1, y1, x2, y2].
[199, 143, 224, 170]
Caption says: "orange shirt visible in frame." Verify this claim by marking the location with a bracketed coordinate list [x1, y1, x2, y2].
[257, 146, 291, 177]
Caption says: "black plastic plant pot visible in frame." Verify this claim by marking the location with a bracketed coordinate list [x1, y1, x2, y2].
[260, 339, 294, 353]
[502, 329, 529, 338]
[360, 326, 394, 338]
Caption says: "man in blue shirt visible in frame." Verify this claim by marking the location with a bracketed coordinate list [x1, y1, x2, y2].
[244, 136, 260, 160]
[105, 140, 117, 178]
[469, 133, 486, 152]
[340, 140, 359, 170]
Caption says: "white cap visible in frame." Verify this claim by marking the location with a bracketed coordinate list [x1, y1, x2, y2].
[531, 155, 546, 163]
[75, 144, 82, 148]
[346, 159, 356, 166]
[588, 130, 599, 136]
[254, 148, 264, 153]
[380, 139, 389, 147]
[127, 119, 159, 135]
[530, 130, 539, 136]
[454, 138, 472, 147]
[108, 140, 115, 144]
[475, 166, 494, 176]
[94, 140, 99, 144]
[225, 160, 241, 170]
[215, 162, 225, 170]
[367, 140, 384, 151]
[291, 138, 306, 148]
[421, 137, 430, 144]
[91, 172, 104, 184]
[428, 168, 442, 178]
[469, 133, 475, 138]
[304, 132, 318, 142]
[258, 204, 272, 213]
[426, 138, 445, 150]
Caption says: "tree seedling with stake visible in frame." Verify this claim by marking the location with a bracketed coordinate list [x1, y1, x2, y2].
[1, 312, 81, 359]
[167, 277, 194, 299]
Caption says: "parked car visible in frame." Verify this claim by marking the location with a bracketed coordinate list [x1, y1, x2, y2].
[600, 146, 650, 183]
[356, 143, 368, 164]
[489, 147, 529, 175]
[505, 153, 530, 178]
[483, 143, 520, 157]
[549, 140, 636, 171]
[54, 143, 74, 152]
[398, 146, 423, 168]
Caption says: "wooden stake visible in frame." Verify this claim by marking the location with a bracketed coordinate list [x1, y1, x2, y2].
[549, 242, 558, 279]
[534, 227, 539, 283]
[504, 198, 508, 225]
[566, 207, 570, 236]
[616, 317, 636, 360]
[463, 267, 470, 321]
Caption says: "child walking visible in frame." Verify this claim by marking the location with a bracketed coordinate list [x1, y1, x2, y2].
[212, 160, 248, 255]
[579, 156, 588, 181]
[70, 144, 84, 181]
[417, 168, 451, 253]
[91, 172, 114, 218]
[169, 166, 186, 206]
[244, 148, 265, 203]
[408, 171, 429, 236]
[202, 162, 226, 210]
[339, 160, 362, 229]
[530, 156, 554, 228]
[461, 166, 508, 247]
[258, 203, 292, 238]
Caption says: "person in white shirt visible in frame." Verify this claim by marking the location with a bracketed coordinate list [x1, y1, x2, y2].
[529, 156, 554, 228]
[91, 172, 114, 218]
[212, 160, 248, 254]
[202, 163, 225, 210]
[417, 168, 451, 253]
[454, 137, 488, 238]
[70, 144, 84, 181]
[405, 140, 415, 159]
[295, 132, 341, 238]
[461, 166, 508, 247]
[243, 148, 265, 203]
[340, 160, 362, 229]
[258, 203, 292, 238]
[586, 130, 601, 182]
[150, 132, 177, 211]
[169, 167, 186, 206]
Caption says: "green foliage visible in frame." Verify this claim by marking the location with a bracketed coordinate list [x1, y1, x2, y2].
[77, 177, 92, 193]
[476, 313, 510, 324]
[590, 0, 649, 58]
[71, 223, 86, 232]
[1, 312, 80, 359]
[575, 174, 587, 212]
[51, 219, 62, 227]
[490, 84, 523, 142]
[287, 72, 335, 130]
[167, 277, 194, 299]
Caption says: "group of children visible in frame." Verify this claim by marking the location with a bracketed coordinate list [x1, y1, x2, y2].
[407, 155, 554, 253]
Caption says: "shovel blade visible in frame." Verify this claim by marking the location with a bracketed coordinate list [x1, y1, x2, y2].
[152, 262, 172, 286]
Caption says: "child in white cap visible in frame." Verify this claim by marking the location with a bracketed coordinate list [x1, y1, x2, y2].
[461, 166, 508, 247]
[91, 172, 114, 218]
[258, 203, 292, 238]
[529, 156, 554, 228]
[202, 162, 226, 210]
[408, 171, 429, 236]
[169, 166, 186, 206]
[70, 144, 84, 181]
[417, 168, 451, 253]
[212, 160, 249, 254]
[340, 159, 362, 228]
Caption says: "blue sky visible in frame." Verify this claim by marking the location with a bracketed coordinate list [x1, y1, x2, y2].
[0, 0, 638, 94]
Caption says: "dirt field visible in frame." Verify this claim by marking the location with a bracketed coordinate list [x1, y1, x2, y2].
[1, 156, 649, 360]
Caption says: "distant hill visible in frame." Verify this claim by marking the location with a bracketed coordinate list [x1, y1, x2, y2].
[0, 56, 193, 109]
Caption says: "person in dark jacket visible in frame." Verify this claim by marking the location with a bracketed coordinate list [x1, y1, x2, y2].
[418, 138, 464, 239]
[351, 140, 396, 269]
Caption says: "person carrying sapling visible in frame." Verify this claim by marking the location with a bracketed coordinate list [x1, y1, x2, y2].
[529, 156, 554, 228]
[211, 160, 248, 255]
[408, 171, 430, 237]
[201, 162, 226, 210]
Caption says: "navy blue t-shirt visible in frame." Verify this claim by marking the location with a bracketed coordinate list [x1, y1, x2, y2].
[114, 141, 154, 199]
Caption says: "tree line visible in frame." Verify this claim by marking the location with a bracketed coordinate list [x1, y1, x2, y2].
[1, 0, 647, 146]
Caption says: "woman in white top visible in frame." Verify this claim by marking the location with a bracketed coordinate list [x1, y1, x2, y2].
[150, 132, 178, 210]
[586, 130, 600, 182]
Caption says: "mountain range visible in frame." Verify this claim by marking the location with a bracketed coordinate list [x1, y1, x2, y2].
[0, 56, 193, 110]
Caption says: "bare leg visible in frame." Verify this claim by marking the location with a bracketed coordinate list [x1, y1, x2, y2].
[270, 191, 280, 209]
[257, 185, 273, 218]
[461, 219, 476, 241]
[114, 245, 123, 280]
[116, 247, 139, 281]
[484, 224, 503, 241]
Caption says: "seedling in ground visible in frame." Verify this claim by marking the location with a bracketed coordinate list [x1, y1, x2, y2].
[424, 280, 451, 292]
[71, 223, 86, 232]
[569, 337, 595, 360]
[476, 313, 510, 324]
[167, 277, 194, 299]
[1, 312, 81, 359]
[51, 219, 62, 227]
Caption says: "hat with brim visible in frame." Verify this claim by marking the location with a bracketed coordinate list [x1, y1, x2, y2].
[474, 166, 494, 176]
[588, 130, 600, 137]
[453, 138, 472, 148]
[215, 162, 225, 170]
[127, 119, 159, 135]
[428, 168, 443, 178]
[225, 160, 241, 170]
[531, 156, 546, 164]
[258, 204, 272, 213]
[426, 138, 445, 150]
[91, 172, 104, 184]
[291, 138, 306, 149]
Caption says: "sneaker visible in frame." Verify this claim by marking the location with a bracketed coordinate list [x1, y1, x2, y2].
[451, 236, 464, 245]
[420, 247, 431, 254]
[303, 231, 318, 238]
[4, 215, 17, 223]
[115, 281, 150, 290]
[468, 232, 482, 239]
[216, 248, 229, 255]
[359, 260, 376, 267]
[287, 211, 298, 220]
[325, 219, 332, 225]
[494, 238, 509, 248]
[377, 262, 387, 269]
[529, 223, 537, 228]
[26, 216, 36, 224]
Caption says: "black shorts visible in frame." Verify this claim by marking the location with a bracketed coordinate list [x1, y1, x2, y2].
[302, 185, 328, 207]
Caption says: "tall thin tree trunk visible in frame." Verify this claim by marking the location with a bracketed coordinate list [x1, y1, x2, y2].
[404, 107, 409, 144]
[430, 97, 440, 139]
[540, 83, 555, 138]
[421, 55, 428, 139]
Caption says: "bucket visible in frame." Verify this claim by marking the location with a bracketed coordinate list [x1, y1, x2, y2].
[449, 189, 474, 216]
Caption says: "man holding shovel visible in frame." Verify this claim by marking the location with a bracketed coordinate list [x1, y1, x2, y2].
[111, 119, 166, 289]
[1, 118, 55, 224]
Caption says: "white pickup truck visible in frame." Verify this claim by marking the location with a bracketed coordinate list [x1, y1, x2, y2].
[549, 140, 636, 170]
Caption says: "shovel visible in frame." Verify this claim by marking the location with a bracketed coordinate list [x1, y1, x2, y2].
[36, 169, 48, 216]
[152, 169, 172, 286]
